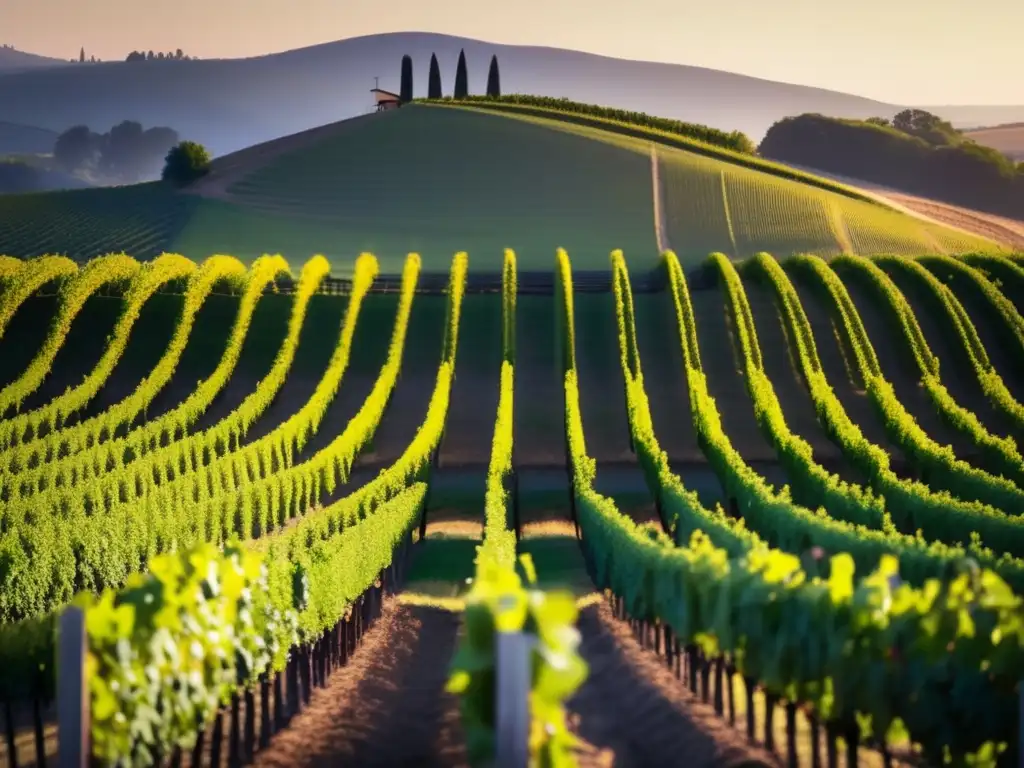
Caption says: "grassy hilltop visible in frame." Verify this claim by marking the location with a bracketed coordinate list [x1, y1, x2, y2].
[0, 102, 1002, 274]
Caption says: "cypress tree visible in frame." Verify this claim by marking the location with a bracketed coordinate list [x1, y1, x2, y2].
[428, 53, 442, 99]
[453, 49, 468, 99]
[486, 55, 501, 98]
[399, 55, 413, 103]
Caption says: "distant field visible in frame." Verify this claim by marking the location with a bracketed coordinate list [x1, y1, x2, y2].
[0, 103, 1006, 273]
[0, 184, 199, 261]
[657, 139, 999, 262]
[964, 124, 1024, 161]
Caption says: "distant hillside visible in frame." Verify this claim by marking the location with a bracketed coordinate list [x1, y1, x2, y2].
[964, 123, 1024, 161]
[0, 158, 92, 194]
[0, 46, 69, 73]
[760, 113, 1024, 221]
[924, 107, 1024, 131]
[0, 122, 58, 155]
[0, 32, 936, 159]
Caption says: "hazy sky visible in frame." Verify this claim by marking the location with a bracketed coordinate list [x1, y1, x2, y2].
[4, 0, 1020, 105]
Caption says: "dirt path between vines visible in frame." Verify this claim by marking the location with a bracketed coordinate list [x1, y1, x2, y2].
[253, 601, 468, 768]
[521, 518, 775, 767]
[254, 517, 777, 768]
[571, 600, 778, 768]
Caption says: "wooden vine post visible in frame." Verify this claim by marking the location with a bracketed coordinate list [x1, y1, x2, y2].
[495, 631, 533, 768]
[57, 605, 88, 768]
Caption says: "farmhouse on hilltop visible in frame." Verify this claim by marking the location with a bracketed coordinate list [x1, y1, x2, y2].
[371, 88, 401, 112]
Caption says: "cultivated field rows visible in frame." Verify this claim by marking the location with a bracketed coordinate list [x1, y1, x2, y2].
[0, 249, 1023, 765]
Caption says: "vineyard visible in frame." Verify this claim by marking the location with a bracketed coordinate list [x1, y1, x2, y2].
[0, 246, 1023, 768]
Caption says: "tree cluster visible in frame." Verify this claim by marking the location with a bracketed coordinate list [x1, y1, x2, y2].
[53, 121, 181, 183]
[865, 109, 962, 147]
[162, 141, 211, 186]
[759, 111, 1024, 219]
[397, 50, 501, 102]
[125, 49, 193, 62]
[70, 47, 101, 63]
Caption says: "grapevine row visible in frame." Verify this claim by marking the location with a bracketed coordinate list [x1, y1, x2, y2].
[86, 479, 428, 765]
[833, 254, 1024, 480]
[0, 255, 329, 515]
[672, 251, 1017, 586]
[2, 255, 250, 472]
[253, 250, 467, 574]
[0, 255, 78, 338]
[713, 253, 894, 532]
[0, 254, 383, 621]
[587, 248, 1024, 763]
[893, 254, 1024, 431]
[609, 253, 759, 556]
[963, 252, 1024, 298]
[0, 251, 465, 713]
[786, 256, 1024, 544]
[0, 254, 141, 417]
[3, 255, 291, 496]
[477, 248, 517, 570]
[0, 254, 198, 448]
[748, 254, 1024, 577]
[920, 253, 1024, 357]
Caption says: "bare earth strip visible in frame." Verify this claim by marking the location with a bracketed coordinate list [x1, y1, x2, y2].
[883, 195, 1024, 251]
[570, 601, 777, 768]
[782, 163, 1024, 251]
[520, 519, 775, 767]
[253, 601, 468, 768]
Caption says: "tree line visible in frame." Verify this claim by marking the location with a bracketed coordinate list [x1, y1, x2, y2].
[125, 49, 194, 61]
[759, 109, 1024, 220]
[53, 122, 182, 183]
[59, 47, 195, 63]
[397, 49, 501, 102]
[70, 47, 101, 63]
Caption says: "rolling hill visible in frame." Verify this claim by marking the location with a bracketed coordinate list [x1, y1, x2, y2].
[0, 46, 69, 73]
[0, 121, 58, 155]
[4, 32, 1024, 160]
[0, 103, 1002, 273]
[965, 122, 1024, 161]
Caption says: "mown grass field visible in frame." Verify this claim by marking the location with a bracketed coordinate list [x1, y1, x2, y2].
[0, 103, 1007, 275]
